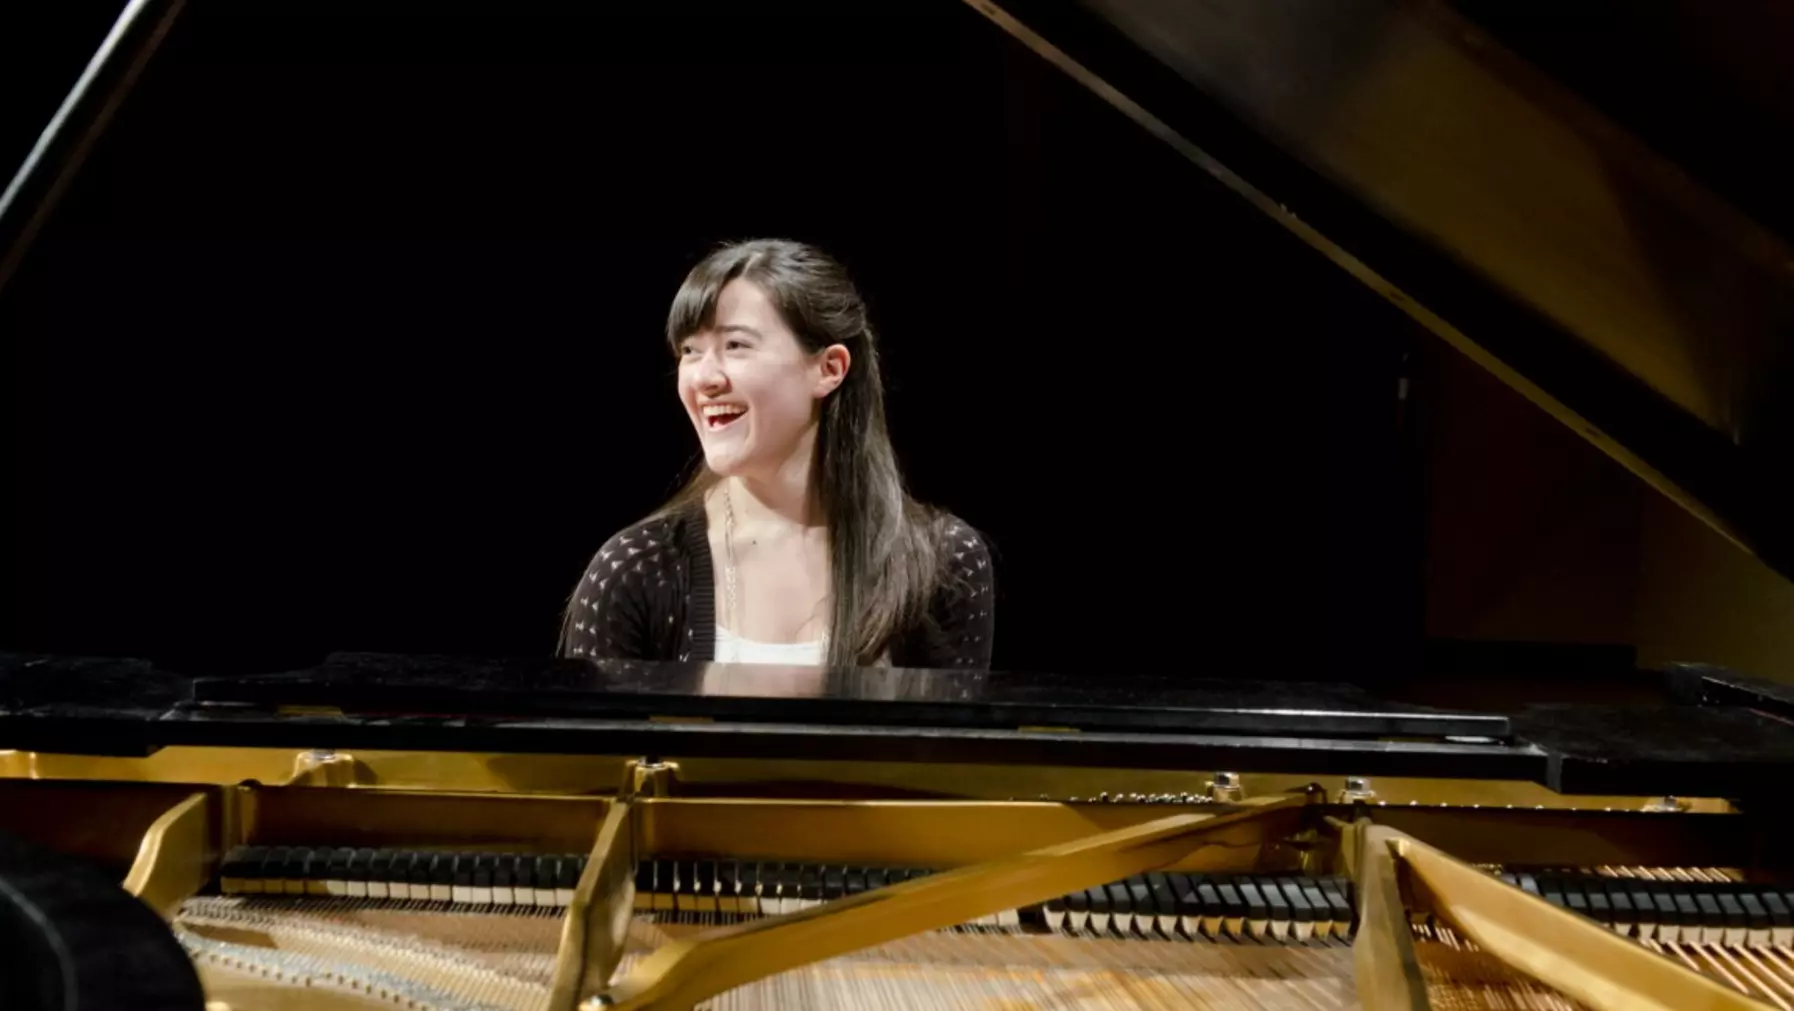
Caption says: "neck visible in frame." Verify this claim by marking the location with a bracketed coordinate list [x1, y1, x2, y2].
[727, 424, 821, 530]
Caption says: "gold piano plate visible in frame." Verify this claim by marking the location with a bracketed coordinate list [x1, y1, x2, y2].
[0, 773, 1780, 1011]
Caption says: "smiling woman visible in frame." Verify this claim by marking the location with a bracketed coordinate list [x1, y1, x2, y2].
[558, 239, 995, 670]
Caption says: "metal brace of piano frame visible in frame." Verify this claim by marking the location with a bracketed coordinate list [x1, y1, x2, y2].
[566, 794, 1310, 1011]
[547, 792, 1777, 1011]
[96, 777, 1773, 1009]
[1345, 816, 1774, 1011]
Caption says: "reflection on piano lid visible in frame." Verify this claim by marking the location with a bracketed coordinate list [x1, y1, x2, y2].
[183, 650, 1516, 738]
[8, 650, 1794, 799]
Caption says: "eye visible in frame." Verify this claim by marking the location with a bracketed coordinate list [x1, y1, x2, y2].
[678, 342, 699, 357]
[725, 338, 749, 351]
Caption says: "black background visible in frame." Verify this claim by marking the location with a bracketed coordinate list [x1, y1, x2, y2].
[2, 1, 1422, 677]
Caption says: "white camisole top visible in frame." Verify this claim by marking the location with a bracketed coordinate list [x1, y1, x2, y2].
[713, 625, 827, 666]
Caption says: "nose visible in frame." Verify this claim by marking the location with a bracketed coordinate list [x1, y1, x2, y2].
[692, 350, 728, 393]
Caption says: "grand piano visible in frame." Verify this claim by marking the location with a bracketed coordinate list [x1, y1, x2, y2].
[6, 1, 1794, 1009]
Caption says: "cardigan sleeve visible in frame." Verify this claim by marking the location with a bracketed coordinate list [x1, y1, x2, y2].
[893, 520, 996, 670]
[557, 518, 682, 661]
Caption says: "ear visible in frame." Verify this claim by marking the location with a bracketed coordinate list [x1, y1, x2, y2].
[813, 344, 850, 398]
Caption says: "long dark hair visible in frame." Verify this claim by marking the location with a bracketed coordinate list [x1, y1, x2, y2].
[657, 238, 952, 666]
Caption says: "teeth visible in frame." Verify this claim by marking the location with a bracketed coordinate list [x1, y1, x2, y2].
[702, 405, 745, 418]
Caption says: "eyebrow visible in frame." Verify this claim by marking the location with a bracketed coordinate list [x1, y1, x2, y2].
[714, 324, 762, 338]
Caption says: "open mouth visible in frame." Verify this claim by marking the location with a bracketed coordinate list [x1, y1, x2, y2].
[702, 404, 746, 431]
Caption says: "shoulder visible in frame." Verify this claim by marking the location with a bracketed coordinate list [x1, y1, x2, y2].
[563, 506, 704, 660]
[935, 513, 991, 563]
[600, 510, 694, 555]
[579, 507, 702, 585]
[931, 513, 994, 593]
[892, 511, 995, 669]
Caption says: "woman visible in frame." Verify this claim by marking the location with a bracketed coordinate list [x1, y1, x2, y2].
[558, 239, 994, 669]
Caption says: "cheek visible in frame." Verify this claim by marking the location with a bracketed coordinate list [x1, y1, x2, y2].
[743, 370, 817, 420]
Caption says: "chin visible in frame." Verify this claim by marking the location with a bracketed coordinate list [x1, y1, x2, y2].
[701, 447, 751, 477]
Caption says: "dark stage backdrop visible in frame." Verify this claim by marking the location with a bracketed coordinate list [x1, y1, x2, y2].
[2, 1, 1423, 678]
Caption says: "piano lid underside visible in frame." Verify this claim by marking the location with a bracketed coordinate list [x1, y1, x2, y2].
[974, 0, 1794, 582]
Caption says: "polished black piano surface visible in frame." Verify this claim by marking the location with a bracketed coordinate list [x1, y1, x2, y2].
[4, 650, 1794, 799]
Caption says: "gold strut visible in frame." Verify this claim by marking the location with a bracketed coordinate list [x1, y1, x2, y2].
[1340, 819, 1431, 1010]
[596, 795, 1307, 1011]
[548, 800, 638, 1011]
[1375, 823, 1775, 1011]
[122, 790, 215, 918]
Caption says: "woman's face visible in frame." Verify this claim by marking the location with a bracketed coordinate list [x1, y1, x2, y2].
[677, 279, 847, 478]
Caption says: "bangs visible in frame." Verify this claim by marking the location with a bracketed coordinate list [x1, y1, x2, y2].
[664, 246, 756, 350]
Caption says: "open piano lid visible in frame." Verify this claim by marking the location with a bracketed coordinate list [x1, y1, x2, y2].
[5, 1, 1791, 581]
[969, 0, 1794, 582]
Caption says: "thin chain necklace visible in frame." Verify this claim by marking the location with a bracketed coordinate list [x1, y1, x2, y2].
[722, 481, 828, 649]
[723, 482, 740, 631]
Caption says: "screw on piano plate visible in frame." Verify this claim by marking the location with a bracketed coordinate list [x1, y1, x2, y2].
[1643, 796, 1689, 812]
